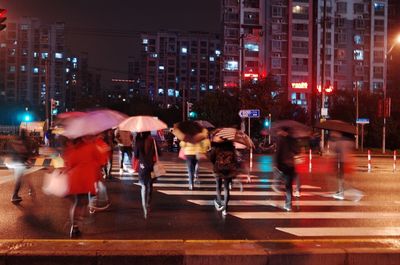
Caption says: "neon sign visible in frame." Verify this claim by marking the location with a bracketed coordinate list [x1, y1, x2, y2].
[317, 84, 334, 93]
[291, 82, 308, 89]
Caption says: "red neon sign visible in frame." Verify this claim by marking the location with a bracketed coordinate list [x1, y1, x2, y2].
[244, 73, 259, 78]
[291, 82, 308, 89]
[317, 84, 334, 93]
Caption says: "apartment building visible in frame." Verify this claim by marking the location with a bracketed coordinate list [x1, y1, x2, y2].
[139, 31, 222, 106]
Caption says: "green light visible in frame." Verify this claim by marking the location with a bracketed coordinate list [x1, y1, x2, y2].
[52, 109, 58, 115]
[23, 114, 31, 122]
[263, 119, 270, 128]
[188, 111, 197, 119]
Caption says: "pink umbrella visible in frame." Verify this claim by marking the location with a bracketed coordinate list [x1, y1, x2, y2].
[118, 116, 167, 132]
[62, 109, 127, 139]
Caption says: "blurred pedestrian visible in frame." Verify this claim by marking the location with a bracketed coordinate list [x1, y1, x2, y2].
[209, 141, 239, 217]
[274, 127, 299, 211]
[115, 129, 133, 174]
[7, 129, 35, 203]
[328, 130, 355, 200]
[102, 129, 115, 179]
[134, 131, 157, 219]
[63, 136, 105, 238]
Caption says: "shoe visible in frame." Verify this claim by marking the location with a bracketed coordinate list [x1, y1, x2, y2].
[222, 209, 227, 216]
[214, 200, 224, 211]
[69, 225, 81, 238]
[11, 195, 22, 203]
[283, 204, 292, 211]
[143, 208, 148, 219]
[333, 192, 344, 200]
[189, 184, 193, 190]
[293, 190, 301, 198]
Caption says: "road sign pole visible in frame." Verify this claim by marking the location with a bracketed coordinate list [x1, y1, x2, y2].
[248, 117, 253, 174]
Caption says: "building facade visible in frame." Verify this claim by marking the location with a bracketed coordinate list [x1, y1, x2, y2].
[0, 18, 66, 111]
[139, 31, 222, 106]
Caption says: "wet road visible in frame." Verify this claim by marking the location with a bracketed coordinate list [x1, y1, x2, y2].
[0, 152, 399, 240]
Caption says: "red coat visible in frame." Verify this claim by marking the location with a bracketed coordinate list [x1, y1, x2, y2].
[63, 140, 104, 195]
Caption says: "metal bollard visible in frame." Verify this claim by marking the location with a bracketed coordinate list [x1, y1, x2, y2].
[309, 149, 312, 173]
[368, 150, 371, 173]
[394, 150, 397, 173]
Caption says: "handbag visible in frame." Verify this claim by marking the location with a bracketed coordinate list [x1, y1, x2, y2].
[42, 169, 69, 197]
[152, 139, 166, 179]
[178, 148, 186, 160]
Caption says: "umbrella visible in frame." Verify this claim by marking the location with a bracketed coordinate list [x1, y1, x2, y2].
[54, 111, 86, 126]
[62, 109, 127, 139]
[211, 127, 254, 149]
[315, 120, 356, 134]
[118, 116, 168, 132]
[172, 120, 207, 144]
[271, 120, 311, 138]
[195, 120, 215, 128]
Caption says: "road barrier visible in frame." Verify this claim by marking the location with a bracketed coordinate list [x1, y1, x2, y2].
[368, 150, 371, 173]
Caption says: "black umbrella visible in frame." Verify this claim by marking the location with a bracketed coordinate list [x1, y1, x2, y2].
[315, 120, 356, 134]
[172, 120, 207, 144]
[271, 120, 311, 138]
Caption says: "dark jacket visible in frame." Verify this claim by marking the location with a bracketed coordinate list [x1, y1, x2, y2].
[134, 134, 156, 170]
[209, 141, 239, 178]
[275, 134, 299, 175]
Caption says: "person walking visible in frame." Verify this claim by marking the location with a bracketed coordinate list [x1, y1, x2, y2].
[134, 131, 157, 219]
[7, 129, 35, 203]
[274, 127, 299, 211]
[180, 141, 200, 190]
[209, 141, 239, 217]
[115, 129, 133, 174]
[102, 129, 114, 179]
[63, 136, 105, 238]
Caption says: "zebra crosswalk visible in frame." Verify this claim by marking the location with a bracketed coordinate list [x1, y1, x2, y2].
[110, 151, 400, 238]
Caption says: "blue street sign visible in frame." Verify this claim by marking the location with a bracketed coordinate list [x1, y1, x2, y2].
[239, 109, 260, 118]
[356, 118, 369, 124]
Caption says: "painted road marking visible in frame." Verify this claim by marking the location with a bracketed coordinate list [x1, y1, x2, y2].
[229, 212, 400, 219]
[276, 227, 400, 237]
[0, 167, 44, 185]
[157, 190, 332, 196]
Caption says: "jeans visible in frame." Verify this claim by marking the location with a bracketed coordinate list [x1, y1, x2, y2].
[282, 167, 295, 207]
[119, 146, 132, 168]
[216, 177, 232, 211]
[139, 165, 154, 214]
[185, 155, 198, 186]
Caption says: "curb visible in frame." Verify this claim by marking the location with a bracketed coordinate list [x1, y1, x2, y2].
[0, 239, 399, 265]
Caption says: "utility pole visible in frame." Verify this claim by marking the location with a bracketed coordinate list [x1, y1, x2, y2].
[320, 0, 327, 152]
[355, 82, 359, 150]
[45, 59, 50, 131]
[182, 85, 186, 121]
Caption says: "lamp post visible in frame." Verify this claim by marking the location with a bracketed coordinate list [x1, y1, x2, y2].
[382, 35, 400, 154]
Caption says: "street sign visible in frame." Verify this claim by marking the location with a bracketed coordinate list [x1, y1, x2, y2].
[238, 109, 260, 118]
[356, 118, 369, 124]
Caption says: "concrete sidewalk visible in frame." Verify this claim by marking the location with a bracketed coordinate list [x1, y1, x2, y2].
[0, 239, 399, 265]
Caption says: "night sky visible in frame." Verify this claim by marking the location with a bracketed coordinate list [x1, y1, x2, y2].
[1, 0, 221, 79]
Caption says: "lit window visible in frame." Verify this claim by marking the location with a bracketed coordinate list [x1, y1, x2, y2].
[66, 68, 70, 73]
[209, 56, 215, 62]
[158, 88, 164, 95]
[291, 93, 297, 100]
[150, 53, 158, 58]
[354, 50, 364, 60]
[224, 60, 238, 71]
[159, 65, 165, 70]
[144, 46, 148, 52]
[66, 57, 71, 61]
[33, 67, 39, 74]
[55, 52, 63, 59]
[354, 35, 363, 44]
[41, 52, 49, 59]
[200, 84, 206, 91]
[209, 85, 214, 90]
[73, 63, 78, 69]
[9, 66, 15, 72]
[244, 43, 259, 52]
[168, 89, 175, 96]
[33, 52, 38, 58]
[175, 90, 180, 97]
[215, 50, 221, 56]
[0, 43, 6, 48]
[20, 65, 26, 72]
[72, 58, 78, 63]
[181, 47, 188, 54]
[143, 38, 148, 44]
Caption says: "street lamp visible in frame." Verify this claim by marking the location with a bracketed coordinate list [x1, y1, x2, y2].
[382, 35, 400, 154]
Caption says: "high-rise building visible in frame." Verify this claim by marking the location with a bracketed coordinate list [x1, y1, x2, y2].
[0, 18, 66, 112]
[139, 31, 222, 106]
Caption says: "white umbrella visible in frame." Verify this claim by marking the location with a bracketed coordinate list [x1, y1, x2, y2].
[62, 109, 127, 139]
[118, 116, 167, 132]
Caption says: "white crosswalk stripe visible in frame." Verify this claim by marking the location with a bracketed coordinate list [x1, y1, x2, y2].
[110, 151, 400, 237]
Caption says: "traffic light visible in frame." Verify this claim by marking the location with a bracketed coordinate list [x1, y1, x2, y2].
[51, 98, 58, 115]
[263, 114, 271, 129]
[0, 9, 7, 31]
[23, 113, 31, 122]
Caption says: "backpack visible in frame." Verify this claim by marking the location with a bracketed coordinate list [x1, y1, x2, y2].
[214, 150, 237, 173]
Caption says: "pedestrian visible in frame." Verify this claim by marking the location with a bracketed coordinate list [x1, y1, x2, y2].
[209, 141, 239, 217]
[114, 129, 133, 174]
[134, 131, 157, 219]
[102, 129, 115, 179]
[7, 129, 35, 203]
[274, 127, 299, 211]
[328, 130, 355, 200]
[63, 135, 105, 238]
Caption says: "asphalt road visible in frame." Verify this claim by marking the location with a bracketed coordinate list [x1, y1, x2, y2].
[0, 151, 399, 240]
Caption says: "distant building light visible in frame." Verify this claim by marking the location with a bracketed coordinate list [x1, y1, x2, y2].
[55, 52, 63, 59]
[209, 85, 214, 90]
[244, 43, 259, 52]
[181, 47, 188, 54]
[20, 65, 26, 72]
[41, 52, 49, 59]
[33, 67, 39, 74]
[168, 89, 175, 96]
[122, 98, 126, 102]
[33, 52, 38, 58]
[175, 90, 180, 97]
[150, 53, 158, 58]
[244, 73, 258, 78]
[209, 56, 215, 62]
[225, 60, 238, 71]
[159, 65, 165, 70]
[158, 88, 164, 95]
[143, 38, 148, 44]
[72, 58, 78, 63]
[65, 68, 70, 73]
[215, 50, 221, 56]
[200, 84, 206, 91]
